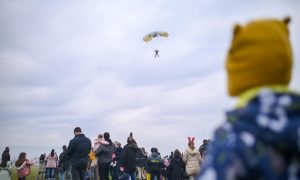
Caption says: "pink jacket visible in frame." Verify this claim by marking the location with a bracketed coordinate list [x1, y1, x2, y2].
[46, 154, 57, 168]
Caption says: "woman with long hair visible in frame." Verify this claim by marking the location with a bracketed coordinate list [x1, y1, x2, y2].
[36, 154, 46, 180]
[15, 152, 33, 180]
[46, 149, 58, 180]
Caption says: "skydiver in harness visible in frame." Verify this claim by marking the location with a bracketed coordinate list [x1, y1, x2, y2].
[154, 49, 159, 58]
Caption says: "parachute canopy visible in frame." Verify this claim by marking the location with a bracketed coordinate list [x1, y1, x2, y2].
[143, 31, 169, 43]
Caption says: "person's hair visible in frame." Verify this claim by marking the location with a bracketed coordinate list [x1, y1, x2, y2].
[74, 127, 82, 133]
[15, 152, 26, 167]
[117, 142, 121, 147]
[151, 147, 158, 153]
[98, 134, 103, 138]
[203, 139, 208, 144]
[50, 149, 55, 157]
[62, 145, 67, 151]
[174, 149, 181, 158]
[188, 141, 195, 148]
[103, 132, 110, 141]
[39, 154, 45, 161]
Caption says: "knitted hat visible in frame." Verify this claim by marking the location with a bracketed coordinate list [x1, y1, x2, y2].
[226, 17, 292, 96]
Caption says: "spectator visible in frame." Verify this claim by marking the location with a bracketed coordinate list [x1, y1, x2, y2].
[198, 139, 208, 160]
[112, 142, 122, 180]
[95, 132, 115, 180]
[88, 149, 97, 180]
[198, 17, 300, 179]
[15, 152, 34, 180]
[167, 149, 185, 180]
[58, 145, 71, 180]
[93, 134, 109, 151]
[36, 154, 46, 180]
[0, 147, 10, 168]
[183, 137, 201, 180]
[67, 127, 92, 180]
[46, 149, 58, 180]
[136, 147, 147, 180]
[147, 147, 164, 180]
[120, 132, 138, 180]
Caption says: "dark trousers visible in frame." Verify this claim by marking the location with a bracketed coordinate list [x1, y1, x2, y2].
[71, 166, 86, 180]
[150, 170, 161, 180]
[98, 162, 110, 180]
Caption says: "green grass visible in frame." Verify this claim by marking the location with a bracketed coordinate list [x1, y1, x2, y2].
[11, 165, 39, 180]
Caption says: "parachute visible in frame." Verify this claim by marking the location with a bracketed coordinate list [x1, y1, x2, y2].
[143, 31, 169, 58]
[143, 31, 169, 43]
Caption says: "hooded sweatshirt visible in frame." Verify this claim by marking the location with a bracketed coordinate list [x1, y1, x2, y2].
[147, 152, 164, 171]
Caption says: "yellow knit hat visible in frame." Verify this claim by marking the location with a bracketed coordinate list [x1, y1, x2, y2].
[226, 17, 293, 96]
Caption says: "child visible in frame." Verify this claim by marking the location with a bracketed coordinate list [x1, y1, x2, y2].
[93, 134, 109, 151]
[198, 17, 300, 179]
[15, 152, 34, 180]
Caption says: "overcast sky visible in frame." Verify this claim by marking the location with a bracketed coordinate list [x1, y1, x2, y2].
[0, 0, 299, 156]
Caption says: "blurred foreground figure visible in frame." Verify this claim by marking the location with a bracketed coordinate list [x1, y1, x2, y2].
[198, 17, 300, 179]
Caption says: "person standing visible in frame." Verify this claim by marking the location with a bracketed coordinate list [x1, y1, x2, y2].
[120, 132, 138, 180]
[182, 138, 201, 180]
[36, 154, 46, 180]
[136, 147, 147, 180]
[58, 145, 71, 180]
[15, 152, 34, 180]
[0, 147, 10, 168]
[95, 132, 115, 180]
[112, 142, 123, 180]
[67, 127, 92, 180]
[147, 148, 164, 180]
[46, 149, 58, 180]
[198, 139, 208, 160]
[167, 149, 185, 180]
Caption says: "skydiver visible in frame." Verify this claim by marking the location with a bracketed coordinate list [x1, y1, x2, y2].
[154, 49, 159, 58]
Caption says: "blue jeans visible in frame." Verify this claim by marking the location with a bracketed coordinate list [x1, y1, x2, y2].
[125, 171, 136, 180]
[46, 168, 55, 179]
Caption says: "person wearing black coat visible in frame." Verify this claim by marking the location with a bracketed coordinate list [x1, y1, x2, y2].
[167, 149, 185, 180]
[95, 132, 116, 180]
[67, 127, 92, 180]
[59, 145, 71, 179]
[0, 147, 10, 168]
[120, 132, 138, 180]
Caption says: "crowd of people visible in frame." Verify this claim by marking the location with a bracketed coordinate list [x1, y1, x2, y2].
[1, 16, 300, 179]
[0, 130, 211, 180]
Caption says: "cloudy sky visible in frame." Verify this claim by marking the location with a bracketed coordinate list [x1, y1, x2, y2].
[0, 0, 299, 156]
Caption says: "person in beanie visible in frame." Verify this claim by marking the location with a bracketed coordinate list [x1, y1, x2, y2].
[95, 132, 115, 180]
[198, 17, 300, 179]
[183, 137, 201, 180]
[67, 127, 92, 180]
[147, 147, 164, 180]
[120, 132, 139, 180]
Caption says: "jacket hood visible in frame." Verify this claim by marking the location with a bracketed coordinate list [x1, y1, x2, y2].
[185, 147, 199, 156]
[127, 143, 138, 149]
[151, 152, 159, 158]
